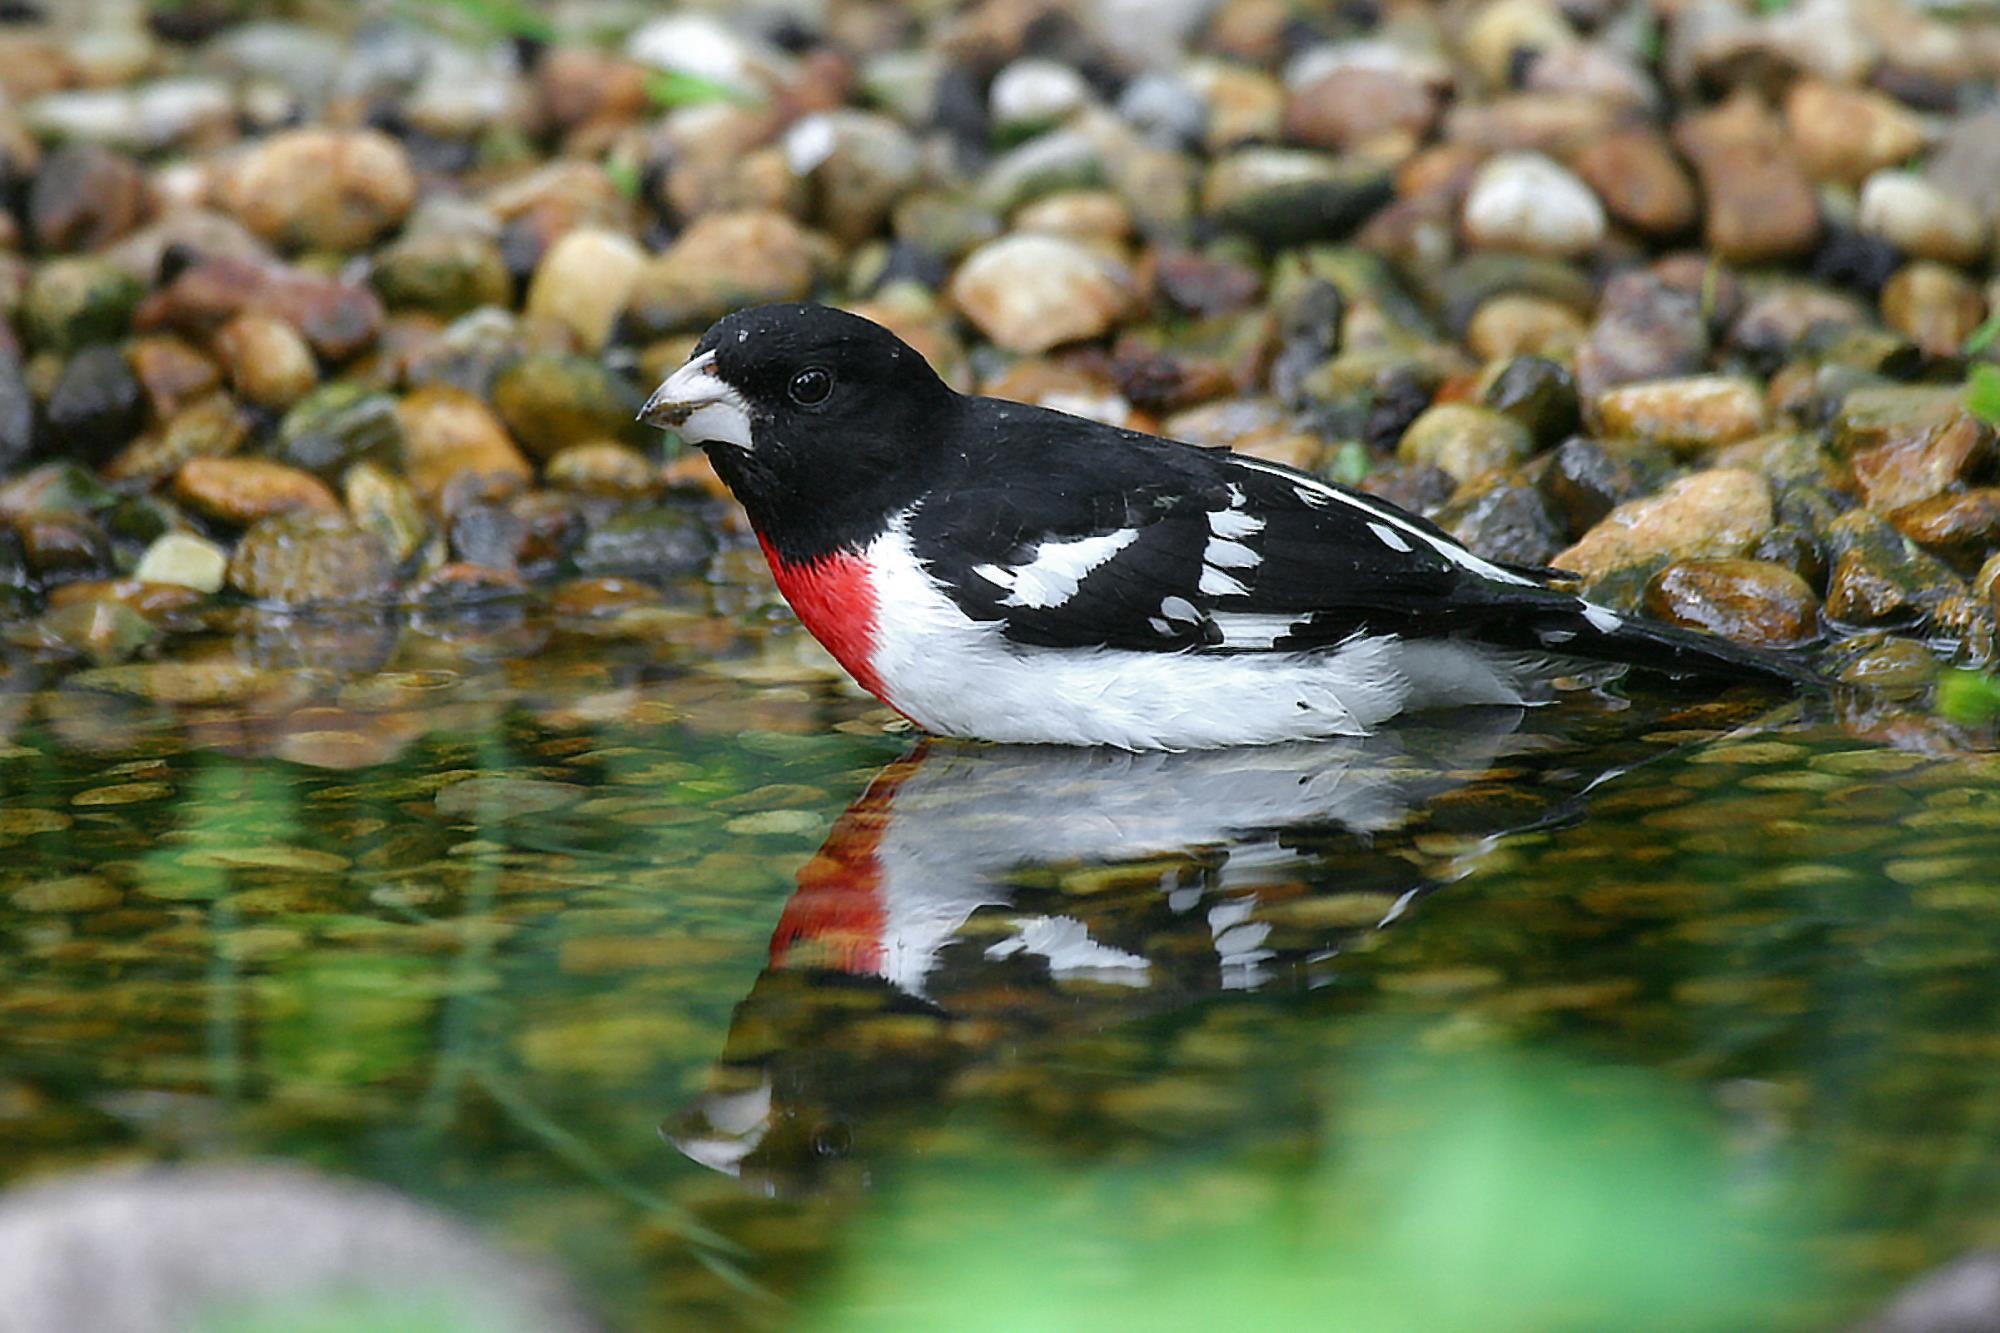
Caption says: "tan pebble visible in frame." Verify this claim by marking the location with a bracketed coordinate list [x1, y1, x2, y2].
[1466, 294, 1586, 360]
[1594, 375, 1768, 455]
[396, 384, 533, 506]
[11, 875, 120, 912]
[214, 312, 318, 409]
[948, 233, 1133, 355]
[1555, 469, 1772, 579]
[178, 846, 350, 873]
[172, 457, 338, 525]
[0, 809, 71, 836]
[1686, 740, 1809, 765]
[72, 781, 172, 806]
[219, 128, 417, 251]
[523, 227, 646, 353]
[1785, 81, 1925, 185]
[723, 809, 825, 837]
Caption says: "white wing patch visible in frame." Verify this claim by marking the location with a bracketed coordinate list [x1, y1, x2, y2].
[1194, 488, 1265, 597]
[1204, 537, 1259, 569]
[1581, 603, 1622, 633]
[1211, 612, 1308, 648]
[1367, 522, 1412, 553]
[1209, 507, 1265, 539]
[1200, 565, 1250, 598]
[974, 529, 1141, 609]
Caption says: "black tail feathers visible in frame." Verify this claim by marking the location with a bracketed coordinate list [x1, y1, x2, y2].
[1522, 597, 1827, 688]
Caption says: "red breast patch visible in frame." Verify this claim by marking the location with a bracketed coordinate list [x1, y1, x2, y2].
[757, 537, 890, 703]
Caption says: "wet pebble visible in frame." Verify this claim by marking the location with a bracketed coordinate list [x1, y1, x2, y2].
[1858, 173, 1988, 269]
[948, 233, 1133, 355]
[1555, 468, 1773, 583]
[213, 312, 317, 409]
[627, 210, 818, 337]
[172, 458, 338, 526]
[1643, 558, 1820, 649]
[396, 384, 532, 505]
[491, 354, 641, 462]
[28, 143, 148, 254]
[227, 510, 395, 606]
[132, 532, 227, 593]
[25, 260, 145, 355]
[8, 874, 118, 913]
[1594, 375, 1768, 456]
[435, 775, 586, 822]
[370, 230, 513, 319]
[46, 345, 145, 464]
[1461, 153, 1605, 259]
[523, 229, 645, 353]
[572, 507, 716, 579]
[218, 128, 418, 251]
[1566, 130, 1697, 237]
[1201, 149, 1392, 249]
[1396, 404, 1532, 484]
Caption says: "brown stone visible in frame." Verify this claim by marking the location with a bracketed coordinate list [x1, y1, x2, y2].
[47, 579, 208, 620]
[1848, 410, 1989, 513]
[1567, 130, 1697, 237]
[1594, 376, 1768, 455]
[1284, 68, 1437, 154]
[214, 312, 318, 409]
[1784, 81, 1925, 185]
[136, 257, 384, 362]
[173, 457, 339, 526]
[1575, 270, 1706, 400]
[103, 392, 250, 486]
[1880, 262, 1986, 359]
[29, 144, 148, 253]
[1466, 294, 1587, 360]
[1555, 468, 1773, 579]
[536, 47, 651, 133]
[1444, 93, 1622, 156]
[1889, 489, 2000, 568]
[228, 511, 395, 607]
[219, 129, 418, 252]
[627, 210, 819, 337]
[1672, 95, 1820, 263]
[397, 384, 534, 507]
[126, 335, 220, 420]
[1643, 558, 1820, 648]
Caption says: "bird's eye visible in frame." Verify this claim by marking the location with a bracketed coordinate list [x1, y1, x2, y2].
[788, 367, 833, 406]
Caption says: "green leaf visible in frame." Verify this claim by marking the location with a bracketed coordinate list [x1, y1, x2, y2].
[1937, 668, 2000, 725]
[644, 69, 752, 109]
[605, 158, 642, 201]
[1967, 363, 2000, 428]
[422, 0, 555, 42]
[1964, 310, 2000, 358]
[1327, 441, 1372, 487]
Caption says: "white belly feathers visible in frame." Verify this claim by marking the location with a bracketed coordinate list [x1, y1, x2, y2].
[858, 517, 1529, 751]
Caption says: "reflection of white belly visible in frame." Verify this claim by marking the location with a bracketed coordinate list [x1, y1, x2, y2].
[861, 524, 1529, 751]
[865, 723, 1520, 995]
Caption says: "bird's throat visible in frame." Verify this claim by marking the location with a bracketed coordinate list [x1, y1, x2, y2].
[755, 535, 891, 705]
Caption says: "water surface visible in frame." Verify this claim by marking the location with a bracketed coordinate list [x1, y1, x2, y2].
[4, 566, 1999, 1330]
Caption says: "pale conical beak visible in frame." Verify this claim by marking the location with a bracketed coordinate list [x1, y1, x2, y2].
[638, 349, 755, 448]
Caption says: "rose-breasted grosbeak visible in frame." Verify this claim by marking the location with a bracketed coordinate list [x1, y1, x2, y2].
[641, 303, 1816, 750]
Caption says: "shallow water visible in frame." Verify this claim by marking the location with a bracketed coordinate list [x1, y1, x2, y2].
[4, 565, 2000, 1331]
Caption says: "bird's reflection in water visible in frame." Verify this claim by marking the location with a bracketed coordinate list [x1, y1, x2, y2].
[668, 700, 1720, 1193]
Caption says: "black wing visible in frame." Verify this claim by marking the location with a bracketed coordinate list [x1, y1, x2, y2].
[906, 398, 1571, 656]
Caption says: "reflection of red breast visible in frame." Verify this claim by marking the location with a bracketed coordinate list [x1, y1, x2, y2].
[758, 537, 888, 702]
[767, 756, 921, 976]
